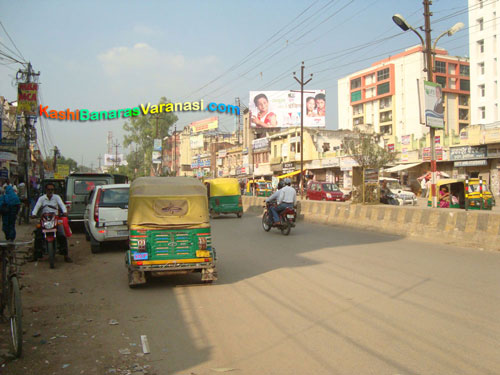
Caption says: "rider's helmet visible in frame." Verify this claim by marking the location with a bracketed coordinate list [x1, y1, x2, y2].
[284, 178, 292, 186]
[277, 180, 285, 189]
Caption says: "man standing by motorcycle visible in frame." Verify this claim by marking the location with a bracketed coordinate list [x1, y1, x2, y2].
[269, 178, 296, 225]
[30, 182, 72, 263]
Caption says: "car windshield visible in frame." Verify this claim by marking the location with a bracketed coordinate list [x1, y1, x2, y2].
[322, 183, 339, 192]
[383, 180, 403, 190]
[468, 183, 490, 193]
[258, 182, 270, 189]
[100, 188, 129, 207]
[75, 180, 108, 195]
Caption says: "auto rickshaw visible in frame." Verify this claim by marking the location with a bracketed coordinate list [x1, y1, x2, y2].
[245, 179, 272, 197]
[204, 178, 243, 218]
[125, 177, 217, 287]
[428, 178, 495, 210]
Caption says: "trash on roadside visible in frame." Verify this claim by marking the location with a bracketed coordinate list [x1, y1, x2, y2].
[32, 332, 41, 337]
[119, 348, 131, 355]
[135, 353, 144, 358]
[109, 319, 119, 325]
[69, 288, 78, 293]
[54, 283, 59, 286]
[210, 368, 237, 373]
[140, 335, 150, 354]
[62, 363, 70, 369]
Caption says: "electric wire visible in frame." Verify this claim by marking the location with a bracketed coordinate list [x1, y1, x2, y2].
[0, 20, 26, 62]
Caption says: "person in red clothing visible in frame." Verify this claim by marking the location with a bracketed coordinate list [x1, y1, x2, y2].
[251, 93, 277, 128]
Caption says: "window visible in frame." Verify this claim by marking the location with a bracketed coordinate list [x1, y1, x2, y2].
[350, 78, 361, 89]
[460, 65, 470, 77]
[380, 111, 392, 122]
[478, 40, 484, 53]
[459, 108, 469, 121]
[351, 90, 361, 102]
[435, 61, 446, 73]
[380, 125, 392, 135]
[449, 78, 457, 89]
[353, 104, 363, 115]
[448, 63, 457, 75]
[478, 18, 484, 31]
[377, 68, 389, 81]
[479, 62, 485, 75]
[436, 75, 447, 88]
[459, 95, 468, 106]
[480, 106, 486, 119]
[479, 0, 483, 9]
[460, 79, 470, 91]
[322, 143, 330, 152]
[365, 87, 375, 99]
[354, 117, 364, 125]
[479, 84, 485, 97]
[379, 97, 392, 109]
[377, 82, 390, 95]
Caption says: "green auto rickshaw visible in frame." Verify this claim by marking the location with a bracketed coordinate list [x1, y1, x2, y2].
[428, 178, 495, 210]
[125, 177, 217, 287]
[245, 179, 272, 197]
[205, 178, 243, 218]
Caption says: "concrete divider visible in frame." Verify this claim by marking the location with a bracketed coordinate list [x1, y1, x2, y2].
[242, 196, 500, 251]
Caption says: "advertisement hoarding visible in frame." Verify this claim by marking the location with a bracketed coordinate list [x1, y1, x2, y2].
[54, 164, 70, 179]
[152, 151, 162, 164]
[424, 81, 444, 129]
[153, 139, 162, 151]
[104, 153, 124, 166]
[249, 90, 326, 129]
[190, 134, 204, 149]
[190, 117, 218, 133]
[17, 83, 38, 116]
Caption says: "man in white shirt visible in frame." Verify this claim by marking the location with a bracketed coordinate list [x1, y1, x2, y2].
[270, 178, 296, 224]
[31, 182, 72, 262]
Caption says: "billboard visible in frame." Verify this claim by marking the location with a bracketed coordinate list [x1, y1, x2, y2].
[104, 153, 125, 166]
[424, 81, 444, 129]
[249, 90, 326, 129]
[191, 116, 218, 133]
[54, 164, 70, 179]
[153, 139, 162, 151]
[17, 83, 38, 116]
[190, 134, 204, 149]
[152, 151, 162, 164]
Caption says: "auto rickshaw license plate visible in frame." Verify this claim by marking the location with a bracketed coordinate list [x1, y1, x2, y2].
[196, 250, 210, 258]
[133, 253, 148, 260]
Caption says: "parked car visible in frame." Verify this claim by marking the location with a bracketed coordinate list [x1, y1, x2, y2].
[379, 177, 417, 206]
[83, 183, 130, 253]
[306, 181, 346, 201]
[65, 173, 115, 223]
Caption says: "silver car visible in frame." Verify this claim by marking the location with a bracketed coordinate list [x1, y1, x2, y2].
[83, 183, 129, 253]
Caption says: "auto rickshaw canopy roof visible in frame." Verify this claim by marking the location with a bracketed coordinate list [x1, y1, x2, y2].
[128, 177, 209, 228]
[206, 178, 240, 196]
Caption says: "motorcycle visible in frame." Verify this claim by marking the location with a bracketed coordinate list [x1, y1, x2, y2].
[262, 202, 296, 236]
[36, 212, 60, 269]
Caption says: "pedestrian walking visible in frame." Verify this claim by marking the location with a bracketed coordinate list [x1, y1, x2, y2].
[420, 178, 427, 197]
[0, 185, 21, 241]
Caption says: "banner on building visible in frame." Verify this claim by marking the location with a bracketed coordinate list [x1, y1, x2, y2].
[190, 134, 204, 149]
[252, 137, 269, 150]
[249, 90, 326, 129]
[190, 117, 218, 133]
[17, 83, 38, 116]
[423, 81, 444, 129]
[401, 135, 410, 145]
[104, 153, 125, 166]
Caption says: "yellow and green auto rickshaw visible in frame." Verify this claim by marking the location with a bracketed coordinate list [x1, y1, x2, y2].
[125, 177, 217, 287]
[204, 178, 243, 218]
[428, 178, 495, 210]
[245, 179, 272, 197]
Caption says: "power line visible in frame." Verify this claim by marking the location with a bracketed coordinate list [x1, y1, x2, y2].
[0, 20, 26, 62]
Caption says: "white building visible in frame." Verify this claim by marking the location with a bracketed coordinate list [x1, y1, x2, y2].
[468, 0, 500, 125]
[338, 46, 470, 140]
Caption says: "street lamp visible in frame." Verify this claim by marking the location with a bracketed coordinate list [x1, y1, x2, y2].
[392, 2, 464, 208]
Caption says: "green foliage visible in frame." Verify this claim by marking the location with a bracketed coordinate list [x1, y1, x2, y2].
[344, 130, 396, 170]
[122, 97, 178, 178]
[45, 154, 78, 172]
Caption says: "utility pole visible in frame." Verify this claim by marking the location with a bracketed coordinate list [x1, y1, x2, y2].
[97, 155, 102, 171]
[114, 141, 120, 170]
[235, 97, 242, 144]
[53, 146, 59, 172]
[293, 62, 313, 198]
[173, 124, 177, 176]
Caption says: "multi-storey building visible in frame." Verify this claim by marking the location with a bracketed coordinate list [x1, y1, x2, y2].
[338, 46, 470, 142]
[469, 0, 500, 125]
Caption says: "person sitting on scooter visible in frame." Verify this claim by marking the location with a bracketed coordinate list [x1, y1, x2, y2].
[30, 182, 72, 262]
[270, 178, 296, 225]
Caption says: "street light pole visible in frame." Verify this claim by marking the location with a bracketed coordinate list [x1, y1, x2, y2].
[393, 0, 463, 208]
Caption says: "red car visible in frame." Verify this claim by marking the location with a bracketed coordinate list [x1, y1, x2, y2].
[306, 181, 346, 201]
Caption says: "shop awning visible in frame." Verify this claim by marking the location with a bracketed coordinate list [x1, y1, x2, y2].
[384, 162, 422, 173]
[277, 170, 304, 179]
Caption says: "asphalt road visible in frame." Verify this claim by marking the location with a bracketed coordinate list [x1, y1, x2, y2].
[3, 215, 500, 375]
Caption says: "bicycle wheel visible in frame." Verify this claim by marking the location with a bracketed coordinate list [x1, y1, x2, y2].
[8, 276, 22, 357]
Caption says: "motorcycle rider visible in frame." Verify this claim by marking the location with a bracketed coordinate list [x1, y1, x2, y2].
[30, 182, 72, 262]
[269, 178, 296, 225]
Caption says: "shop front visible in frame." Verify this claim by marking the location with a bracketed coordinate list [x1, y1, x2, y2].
[450, 145, 490, 182]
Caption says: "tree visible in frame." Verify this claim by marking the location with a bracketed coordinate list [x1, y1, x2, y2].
[122, 97, 178, 177]
[344, 130, 397, 204]
[45, 154, 78, 172]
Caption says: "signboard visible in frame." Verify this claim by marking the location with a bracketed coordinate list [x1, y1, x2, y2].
[252, 137, 269, 150]
[152, 151, 162, 164]
[387, 144, 395, 152]
[363, 168, 378, 183]
[454, 160, 488, 167]
[0, 139, 16, 146]
[450, 145, 487, 161]
[219, 149, 227, 157]
[460, 131, 468, 140]
[401, 148, 408, 162]
[190, 134, 204, 149]
[153, 139, 162, 151]
[54, 164, 70, 179]
[0, 169, 8, 179]
[283, 162, 294, 170]
[321, 157, 339, 168]
[401, 135, 410, 145]
[340, 157, 358, 171]
[104, 153, 125, 166]
[17, 83, 38, 116]
[249, 90, 326, 128]
[424, 81, 444, 129]
[435, 135, 440, 144]
[0, 152, 17, 162]
[190, 117, 218, 133]
[422, 147, 443, 161]
[436, 146, 443, 161]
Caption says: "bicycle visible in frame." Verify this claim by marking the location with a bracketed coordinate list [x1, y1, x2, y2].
[0, 240, 30, 358]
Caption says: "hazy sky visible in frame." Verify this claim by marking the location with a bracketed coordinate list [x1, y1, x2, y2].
[0, 0, 470, 167]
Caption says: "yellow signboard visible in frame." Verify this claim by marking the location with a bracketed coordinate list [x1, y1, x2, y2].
[17, 83, 38, 116]
[190, 116, 218, 134]
[54, 164, 70, 179]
